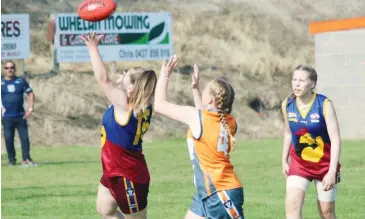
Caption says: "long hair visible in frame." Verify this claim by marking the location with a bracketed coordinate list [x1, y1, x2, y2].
[127, 68, 157, 113]
[209, 79, 237, 150]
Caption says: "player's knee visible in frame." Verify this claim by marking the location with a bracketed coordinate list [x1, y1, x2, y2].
[96, 204, 113, 217]
[96, 205, 104, 216]
[4, 132, 13, 140]
[285, 196, 302, 215]
[319, 205, 335, 219]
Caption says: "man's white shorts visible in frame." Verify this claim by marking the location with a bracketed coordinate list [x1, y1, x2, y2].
[286, 175, 337, 202]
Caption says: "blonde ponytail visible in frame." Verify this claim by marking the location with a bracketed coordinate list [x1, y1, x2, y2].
[127, 68, 157, 113]
[211, 79, 237, 151]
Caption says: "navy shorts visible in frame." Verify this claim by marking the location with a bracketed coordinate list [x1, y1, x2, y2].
[190, 188, 244, 219]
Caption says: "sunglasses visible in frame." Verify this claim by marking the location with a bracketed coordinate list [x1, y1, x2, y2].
[4, 66, 15, 70]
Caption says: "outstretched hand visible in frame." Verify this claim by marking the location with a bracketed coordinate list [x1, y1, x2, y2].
[191, 64, 199, 89]
[80, 32, 104, 48]
[161, 54, 179, 78]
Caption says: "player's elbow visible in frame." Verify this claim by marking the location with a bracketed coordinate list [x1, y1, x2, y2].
[329, 134, 341, 148]
[284, 128, 291, 138]
[153, 101, 166, 114]
[97, 74, 109, 84]
[96, 75, 112, 89]
[154, 102, 162, 114]
[28, 92, 35, 100]
[328, 126, 341, 147]
[195, 102, 203, 109]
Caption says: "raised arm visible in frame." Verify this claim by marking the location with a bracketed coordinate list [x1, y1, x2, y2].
[154, 55, 200, 134]
[80, 33, 128, 108]
[191, 64, 202, 109]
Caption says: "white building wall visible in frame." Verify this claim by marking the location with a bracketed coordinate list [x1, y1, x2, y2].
[314, 28, 365, 139]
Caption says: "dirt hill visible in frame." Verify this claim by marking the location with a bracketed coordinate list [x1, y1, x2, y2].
[2, 0, 365, 147]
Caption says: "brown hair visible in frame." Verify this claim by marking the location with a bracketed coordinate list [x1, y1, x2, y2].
[209, 79, 237, 150]
[127, 67, 157, 113]
[295, 65, 318, 86]
[287, 65, 318, 104]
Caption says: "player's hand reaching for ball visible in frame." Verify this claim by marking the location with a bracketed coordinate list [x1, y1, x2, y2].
[161, 54, 179, 78]
[80, 32, 104, 48]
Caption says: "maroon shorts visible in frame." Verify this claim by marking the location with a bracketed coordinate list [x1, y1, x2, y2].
[288, 159, 341, 183]
[100, 175, 149, 214]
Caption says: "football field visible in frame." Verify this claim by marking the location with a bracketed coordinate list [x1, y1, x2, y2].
[1, 139, 364, 219]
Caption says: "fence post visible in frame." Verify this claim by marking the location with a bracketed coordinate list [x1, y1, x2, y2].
[48, 13, 59, 73]
[50, 45, 59, 73]
[110, 61, 117, 75]
[18, 59, 25, 76]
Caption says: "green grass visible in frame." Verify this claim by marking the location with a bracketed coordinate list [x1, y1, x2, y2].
[2, 139, 365, 219]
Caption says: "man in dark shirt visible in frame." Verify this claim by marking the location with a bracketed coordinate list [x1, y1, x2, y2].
[1, 60, 37, 167]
